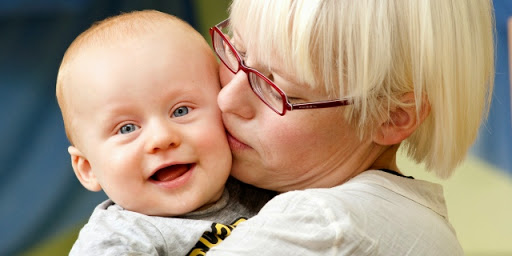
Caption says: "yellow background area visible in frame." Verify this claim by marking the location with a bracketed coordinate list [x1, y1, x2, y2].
[399, 153, 512, 256]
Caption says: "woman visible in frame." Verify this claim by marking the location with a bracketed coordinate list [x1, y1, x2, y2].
[207, 0, 495, 255]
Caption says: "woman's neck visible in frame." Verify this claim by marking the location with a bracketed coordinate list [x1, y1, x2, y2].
[368, 144, 401, 175]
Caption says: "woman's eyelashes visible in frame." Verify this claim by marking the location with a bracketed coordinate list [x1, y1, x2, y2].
[231, 39, 246, 57]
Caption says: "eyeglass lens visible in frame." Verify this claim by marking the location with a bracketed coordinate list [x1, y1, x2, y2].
[212, 29, 286, 115]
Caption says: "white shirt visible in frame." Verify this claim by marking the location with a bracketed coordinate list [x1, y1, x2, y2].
[207, 170, 463, 255]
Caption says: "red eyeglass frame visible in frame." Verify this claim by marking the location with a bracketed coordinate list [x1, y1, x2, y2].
[209, 18, 352, 116]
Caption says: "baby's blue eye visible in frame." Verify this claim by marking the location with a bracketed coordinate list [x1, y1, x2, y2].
[172, 106, 190, 117]
[118, 124, 139, 134]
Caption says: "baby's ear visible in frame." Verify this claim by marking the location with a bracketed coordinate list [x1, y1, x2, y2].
[373, 92, 430, 146]
[68, 146, 101, 192]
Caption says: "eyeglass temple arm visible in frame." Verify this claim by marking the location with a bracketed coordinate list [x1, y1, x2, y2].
[289, 99, 352, 110]
[216, 18, 230, 29]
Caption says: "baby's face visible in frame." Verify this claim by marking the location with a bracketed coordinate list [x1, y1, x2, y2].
[68, 31, 231, 216]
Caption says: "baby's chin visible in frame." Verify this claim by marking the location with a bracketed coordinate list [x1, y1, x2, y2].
[121, 197, 211, 217]
[126, 204, 194, 217]
[113, 180, 225, 216]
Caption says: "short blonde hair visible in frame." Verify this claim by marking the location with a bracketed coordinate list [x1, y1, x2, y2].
[230, 0, 495, 178]
[56, 10, 210, 145]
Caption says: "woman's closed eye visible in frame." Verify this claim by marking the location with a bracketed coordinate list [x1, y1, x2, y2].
[261, 81, 282, 101]
[231, 39, 246, 57]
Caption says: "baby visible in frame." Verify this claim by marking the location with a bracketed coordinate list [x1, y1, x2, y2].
[56, 10, 274, 255]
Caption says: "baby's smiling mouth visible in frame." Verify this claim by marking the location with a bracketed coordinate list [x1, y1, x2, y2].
[151, 164, 192, 182]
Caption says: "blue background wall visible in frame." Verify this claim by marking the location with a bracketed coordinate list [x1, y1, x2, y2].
[0, 1, 229, 255]
[472, 0, 512, 173]
[0, 1, 510, 255]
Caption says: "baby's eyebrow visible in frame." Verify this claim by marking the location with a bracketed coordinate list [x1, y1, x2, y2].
[97, 107, 131, 126]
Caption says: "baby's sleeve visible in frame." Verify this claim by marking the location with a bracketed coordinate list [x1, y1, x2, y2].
[69, 209, 166, 256]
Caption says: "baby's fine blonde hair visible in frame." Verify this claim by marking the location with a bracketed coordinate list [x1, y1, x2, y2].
[56, 10, 211, 146]
[230, 0, 495, 178]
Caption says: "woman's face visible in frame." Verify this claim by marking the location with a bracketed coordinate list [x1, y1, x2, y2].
[217, 28, 377, 192]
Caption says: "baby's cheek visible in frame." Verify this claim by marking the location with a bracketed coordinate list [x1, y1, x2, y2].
[202, 131, 229, 153]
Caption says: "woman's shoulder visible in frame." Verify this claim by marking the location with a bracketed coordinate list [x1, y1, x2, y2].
[260, 169, 447, 219]
[222, 186, 379, 255]
[258, 186, 352, 221]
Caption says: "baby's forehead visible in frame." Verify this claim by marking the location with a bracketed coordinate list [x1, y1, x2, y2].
[66, 30, 213, 98]
[63, 14, 214, 99]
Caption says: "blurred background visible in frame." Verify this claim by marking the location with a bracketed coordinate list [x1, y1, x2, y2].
[0, 0, 510, 255]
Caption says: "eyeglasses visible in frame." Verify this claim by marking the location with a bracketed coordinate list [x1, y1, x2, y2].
[209, 18, 352, 116]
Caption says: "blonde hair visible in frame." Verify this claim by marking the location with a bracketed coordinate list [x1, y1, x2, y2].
[230, 0, 495, 178]
[56, 10, 210, 145]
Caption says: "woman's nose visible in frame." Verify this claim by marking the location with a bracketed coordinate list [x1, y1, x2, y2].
[217, 66, 257, 119]
[144, 120, 181, 154]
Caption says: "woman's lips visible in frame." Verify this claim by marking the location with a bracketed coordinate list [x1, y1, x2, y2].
[226, 131, 250, 151]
